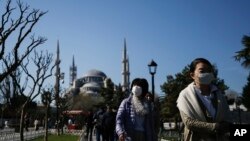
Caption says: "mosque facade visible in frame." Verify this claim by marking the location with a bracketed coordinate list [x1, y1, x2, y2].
[70, 69, 107, 96]
[67, 39, 130, 97]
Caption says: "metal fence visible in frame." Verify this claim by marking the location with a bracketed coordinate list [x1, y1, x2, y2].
[0, 128, 84, 141]
[160, 129, 183, 140]
[0, 130, 44, 141]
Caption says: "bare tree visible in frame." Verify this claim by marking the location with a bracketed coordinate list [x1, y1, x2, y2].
[0, 69, 22, 127]
[0, 0, 47, 82]
[10, 50, 55, 141]
[0, 76, 12, 104]
[41, 89, 53, 141]
[0, 76, 11, 126]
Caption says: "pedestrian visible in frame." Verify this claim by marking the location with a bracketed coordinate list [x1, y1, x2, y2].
[177, 58, 232, 141]
[145, 90, 160, 138]
[94, 107, 105, 141]
[4, 120, 9, 128]
[24, 113, 30, 131]
[68, 118, 73, 125]
[116, 78, 157, 141]
[86, 110, 94, 141]
[102, 105, 116, 141]
[34, 119, 39, 131]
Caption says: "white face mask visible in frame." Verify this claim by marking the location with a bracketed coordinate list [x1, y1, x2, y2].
[132, 86, 142, 97]
[198, 73, 214, 85]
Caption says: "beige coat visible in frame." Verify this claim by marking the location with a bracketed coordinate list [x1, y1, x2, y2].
[177, 83, 231, 141]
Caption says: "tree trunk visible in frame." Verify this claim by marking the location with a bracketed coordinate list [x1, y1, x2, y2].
[44, 104, 49, 141]
[20, 108, 24, 141]
[20, 107, 25, 141]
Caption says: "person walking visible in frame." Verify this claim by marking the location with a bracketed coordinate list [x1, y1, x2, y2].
[94, 107, 105, 141]
[177, 58, 232, 141]
[116, 78, 157, 141]
[102, 105, 116, 141]
[34, 119, 39, 131]
[85, 110, 94, 141]
[4, 120, 9, 128]
[24, 113, 30, 131]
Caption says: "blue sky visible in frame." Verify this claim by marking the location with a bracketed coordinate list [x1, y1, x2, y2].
[2, 0, 250, 96]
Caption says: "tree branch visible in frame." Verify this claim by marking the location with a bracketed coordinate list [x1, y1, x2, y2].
[0, 0, 47, 83]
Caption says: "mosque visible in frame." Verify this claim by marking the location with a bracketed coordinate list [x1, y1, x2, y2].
[65, 39, 130, 97]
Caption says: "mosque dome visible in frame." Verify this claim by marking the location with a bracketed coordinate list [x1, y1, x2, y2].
[82, 82, 100, 88]
[83, 69, 106, 78]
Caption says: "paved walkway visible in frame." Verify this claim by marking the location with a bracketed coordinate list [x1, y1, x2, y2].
[79, 131, 97, 141]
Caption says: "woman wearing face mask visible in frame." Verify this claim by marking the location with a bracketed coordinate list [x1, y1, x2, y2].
[177, 58, 232, 141]
[116, 78, 157, 141]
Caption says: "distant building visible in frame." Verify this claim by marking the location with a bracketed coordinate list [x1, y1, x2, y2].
[66, 39, 130, 97]
[71, 69, 107, 96]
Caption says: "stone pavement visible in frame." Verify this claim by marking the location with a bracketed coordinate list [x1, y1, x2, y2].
[79, 131, 97, 141]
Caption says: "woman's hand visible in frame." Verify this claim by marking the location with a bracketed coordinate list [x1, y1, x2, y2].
[119, 133, 126, 141]
[215, 121, 231, 134]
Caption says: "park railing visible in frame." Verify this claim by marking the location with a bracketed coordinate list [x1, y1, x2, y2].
[0, 128, 84, 141]
[0, 130, 45, 141]
[0, 129, 44, 141]
[0, 128, 15, 136]
[159, 122, 184, 141]
[49, 128, 83, 136]
[159, 129, 183, 141]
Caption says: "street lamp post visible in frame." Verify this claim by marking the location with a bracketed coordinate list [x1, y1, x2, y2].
[148, 60, 157, 101]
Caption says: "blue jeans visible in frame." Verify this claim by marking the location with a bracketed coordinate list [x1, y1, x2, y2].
[96, 128, 102, 141]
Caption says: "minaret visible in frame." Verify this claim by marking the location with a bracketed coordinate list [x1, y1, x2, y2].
[55, 40, 60, 81]
[69, 55, 77, 86]
[122, 38, 130, 92]
[56, 40, 60, 66]
[54, 40, 61, 134]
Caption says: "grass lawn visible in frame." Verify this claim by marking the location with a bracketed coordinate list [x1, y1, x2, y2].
[31, 134, 79, 141]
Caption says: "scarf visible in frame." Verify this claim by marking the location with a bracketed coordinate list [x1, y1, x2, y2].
[131, 94, 149, 116]
[177, 82, 206, 121]
[177, 82, 229, 122]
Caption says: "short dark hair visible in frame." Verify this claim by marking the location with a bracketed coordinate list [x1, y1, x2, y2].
[189, 58, 213, 73]
[139, 78, 149, 95]
[130, 78, 149, 97]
